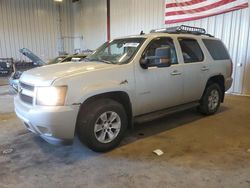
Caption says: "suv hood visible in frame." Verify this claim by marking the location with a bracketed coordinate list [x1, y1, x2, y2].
[20, 62, 113, 86]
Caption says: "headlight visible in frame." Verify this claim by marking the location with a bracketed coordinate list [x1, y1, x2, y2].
[36, 86, 67, 106]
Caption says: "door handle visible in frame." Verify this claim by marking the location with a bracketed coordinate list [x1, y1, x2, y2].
[171, 70, 182, 76]
[201, 66, 209, 71]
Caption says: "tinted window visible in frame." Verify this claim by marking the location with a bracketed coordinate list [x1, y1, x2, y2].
[203, 39, 230, 60]
[178, 38, 204, 63]
[143, 37, 178, 65]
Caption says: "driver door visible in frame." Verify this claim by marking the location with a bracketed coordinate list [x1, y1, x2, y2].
[135, 37, 184, 115]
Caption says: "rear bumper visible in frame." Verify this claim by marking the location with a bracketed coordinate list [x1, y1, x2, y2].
[225, 77, 233, 91]
[14, 96, 80, 145]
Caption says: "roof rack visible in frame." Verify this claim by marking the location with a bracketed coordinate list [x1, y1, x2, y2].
[150, 25, 213, 37]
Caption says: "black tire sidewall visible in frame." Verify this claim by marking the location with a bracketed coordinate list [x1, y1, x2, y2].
[77, 99, 127, 152]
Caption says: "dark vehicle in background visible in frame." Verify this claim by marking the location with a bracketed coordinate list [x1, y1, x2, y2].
[49, 55, 68, 64]
[9, 48, 90, 93]
[50, 54, 87, 64]
[19, 48, 45, 66]
[0, 58, 13, 76]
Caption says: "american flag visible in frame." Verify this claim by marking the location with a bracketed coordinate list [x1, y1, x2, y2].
[165, 0, 249, 24]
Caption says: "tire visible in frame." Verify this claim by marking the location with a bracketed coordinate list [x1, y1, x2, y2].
[77, 98, 128, 152]
[198, 83, 222, 115]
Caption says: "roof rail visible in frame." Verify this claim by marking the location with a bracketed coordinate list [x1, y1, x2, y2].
[150, 25, 213, 37]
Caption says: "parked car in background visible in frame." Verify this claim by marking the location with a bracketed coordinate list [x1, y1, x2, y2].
[49, 53, 90, 65]
[14, 25, 233, 152]
[9, 48, 90, 93]
[48, 55, 68, 65]
[19, 48, 45, 66]
[0, 58, 13, 76]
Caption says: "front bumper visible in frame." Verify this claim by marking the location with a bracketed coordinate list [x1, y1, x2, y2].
[14, 96, 80, 145]
[9, 77, 19, 94]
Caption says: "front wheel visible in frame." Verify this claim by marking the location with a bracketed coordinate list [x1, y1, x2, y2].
[77, 99, 128, 152]
[198, 83, 222, 115]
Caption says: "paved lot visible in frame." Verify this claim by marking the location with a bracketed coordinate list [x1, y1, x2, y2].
[0, 86, 250, 188]
[0, 77, 8, 86]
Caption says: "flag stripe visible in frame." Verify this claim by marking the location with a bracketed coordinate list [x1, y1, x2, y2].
[165, 0, 249, 24]
[165, 0, 247, 20]
[166, 0, 205, 8]
[166, 0, 231, 12]
[165, 3, 248, 24]
[166, 0, 236, 16]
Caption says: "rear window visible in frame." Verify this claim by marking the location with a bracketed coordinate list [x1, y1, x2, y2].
[202, 39, 230, 60]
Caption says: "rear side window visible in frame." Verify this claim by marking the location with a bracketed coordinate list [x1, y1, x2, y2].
[202, 39, 230, 60]
[178, 38, 204, 63]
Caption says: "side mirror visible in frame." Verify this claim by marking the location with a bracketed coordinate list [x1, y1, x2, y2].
[155, 47, 171, 68]
[140, 47, 172, 69]
[139, 57, 149, 69]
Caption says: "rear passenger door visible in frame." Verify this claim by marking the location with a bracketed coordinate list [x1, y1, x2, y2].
[177, 38, 209, 103]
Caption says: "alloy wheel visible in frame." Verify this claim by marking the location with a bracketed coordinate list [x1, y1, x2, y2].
[94, 111, 121, 144]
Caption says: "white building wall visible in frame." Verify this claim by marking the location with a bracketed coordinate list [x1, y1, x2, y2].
[0, 0, 74, 61]
[60, 0, 75, 54]
[110, 0, 165, 38]
[72, 0, 107, 51]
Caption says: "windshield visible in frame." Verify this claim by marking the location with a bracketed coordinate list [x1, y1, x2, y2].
[86, 38, 145, 64]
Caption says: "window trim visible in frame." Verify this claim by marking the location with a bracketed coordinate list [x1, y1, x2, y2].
[178, 37, 204, 64]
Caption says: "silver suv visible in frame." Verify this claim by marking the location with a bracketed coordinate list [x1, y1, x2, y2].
[15, 25, 233, 152]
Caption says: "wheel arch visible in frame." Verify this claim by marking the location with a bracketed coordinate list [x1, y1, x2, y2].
[204, 75, 225, 102]
[76, 91, 133, 131]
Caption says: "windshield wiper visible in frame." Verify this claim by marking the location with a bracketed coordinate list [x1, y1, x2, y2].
[84, 58, 116, 64]
[98, 59, 114, 64]
[90, 58, 115, 64]
[83, 57, 91, 62]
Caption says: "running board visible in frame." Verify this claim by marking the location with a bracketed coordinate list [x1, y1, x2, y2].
[134, 102, 200, 124]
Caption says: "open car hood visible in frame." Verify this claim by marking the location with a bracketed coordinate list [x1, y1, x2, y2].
[19, 48, 45, 66]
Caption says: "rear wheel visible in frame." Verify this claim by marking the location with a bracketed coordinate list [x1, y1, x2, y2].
[77, 99, 128, 152]
[198, 83, 222, 115]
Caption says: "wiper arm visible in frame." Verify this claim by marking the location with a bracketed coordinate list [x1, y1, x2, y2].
[98, 59, 114, 64]
[91, 58, 115, 64]
[84, 58, 115, 64]
[83, 57, 91, 62]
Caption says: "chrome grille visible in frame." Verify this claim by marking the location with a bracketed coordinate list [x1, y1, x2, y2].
[19, 82, 34, 105]
[20, 93, 33, 104]
[20, 82, 34, 91]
